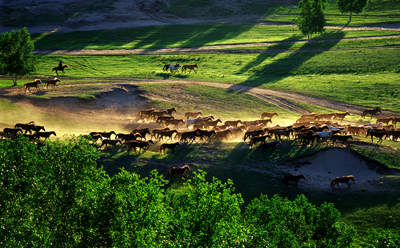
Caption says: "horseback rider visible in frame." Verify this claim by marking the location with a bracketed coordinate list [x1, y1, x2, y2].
[58, 60, 63, 70]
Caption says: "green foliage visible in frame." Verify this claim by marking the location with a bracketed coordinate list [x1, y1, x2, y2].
[0, 137, 354, 246]
[0, 27, 37, 86]
[166, 170, 247, 247]
[296, 0, 327, 43]
[366, 229, 400, 248]
[244, 194, 355, 247]
[338, 0, 369, 25]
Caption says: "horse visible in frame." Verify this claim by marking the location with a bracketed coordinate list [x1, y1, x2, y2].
[362, 107, 381, 119]
[282, 174, 306, 186]
[163, 64, 181, 74]
[138, 108, 155, 119]
[366, 129, 387, 143]
[261, 112, 278, 120]
[180, 129, 201, 143]
[244, 129, 265, 141]
[165, 107, 177, 115]
[35, 131, 56, 142]
[157, 142, 181, 154]
[334, 111, 350, 121]
[90, 131, 116, 140]
[45, 78, 61, 89]
[260, 141, 281, 153]
[197, 130, 217, 142]
[165, 119, 185, 129]
[331, 175, 354, 190]
[15, 123, 36, 134]
[181, 64, 198, 74]
[23, 79, 42, 93]
[132, 128, 151, 140]
[101, 139, 122, 149]
[248, 135, 272, 147]
[157, 130, 178, 141]
[51, 64, 68, 75]
[168, 165, 191, 181]
[2, 127, 23, 138]
[126, 140, 154, 153]
[185, 111, 203, 119]
[331, 135, 353, 146]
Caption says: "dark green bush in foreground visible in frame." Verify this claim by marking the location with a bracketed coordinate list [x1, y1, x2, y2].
[1, 136, 358, 247]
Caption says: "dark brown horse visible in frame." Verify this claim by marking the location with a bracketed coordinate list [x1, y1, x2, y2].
[282, 174, 306, 186]
[331, 175, 354, 189]
[362, 107, 381, 119]
[181, 64, 198, 74]
[23, 79, 42, 93]
[157, 142, 181, 154]
[51, 64, 68, 75]
[168, 165, 191, 181]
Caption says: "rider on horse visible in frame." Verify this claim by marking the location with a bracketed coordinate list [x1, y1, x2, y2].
[58, 61, 63, 70]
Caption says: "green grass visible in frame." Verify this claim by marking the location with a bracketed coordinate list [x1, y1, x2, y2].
[17, 45, 400, 113]
[30, 25, 400, 50]
[163, 0, 400, 26]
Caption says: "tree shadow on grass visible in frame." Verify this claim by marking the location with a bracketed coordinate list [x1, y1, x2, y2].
[228, 31, 346, 91]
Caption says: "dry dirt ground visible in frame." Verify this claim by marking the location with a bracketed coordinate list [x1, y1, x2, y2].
[1, 0, 400, 191]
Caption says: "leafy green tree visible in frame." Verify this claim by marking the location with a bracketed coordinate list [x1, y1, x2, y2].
[166, 170, 248, 247]
[0, 27, 37, 86]
[296, 0, 327, 44]
[338, 0, 369, 26]
[243, 194, 355, 247]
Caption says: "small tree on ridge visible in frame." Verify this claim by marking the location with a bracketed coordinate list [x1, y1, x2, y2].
[296, 0, 327, 44]
[338, 0, 369, 27]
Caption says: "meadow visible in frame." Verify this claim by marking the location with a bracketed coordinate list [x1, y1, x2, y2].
[1, 0, 400, 245]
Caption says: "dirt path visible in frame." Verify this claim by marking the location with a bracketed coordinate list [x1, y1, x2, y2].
[2, 78, 399, 118]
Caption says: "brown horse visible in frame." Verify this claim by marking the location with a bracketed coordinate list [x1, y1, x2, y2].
[51, 64, 68, 75]
[157, 142, 181, 154]
[181, 64, 198, 74]
[168, 165, 191, 181]
[185, 110, 203, 119]
[331, 175, 354, 189]
[101, 139, 122, 149]
[45, 78, 61, 89]
[23, 79, 42, 93]
[282, 174, 306, 186]
[261, 112, 278, 120]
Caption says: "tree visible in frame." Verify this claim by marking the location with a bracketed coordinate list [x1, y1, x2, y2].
[338, 0, 369, 26]
[0, 27, 37, 86]
[296, 0, 327, 44]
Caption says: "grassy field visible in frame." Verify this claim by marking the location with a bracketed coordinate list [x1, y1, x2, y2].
[30, 25, 400, 49]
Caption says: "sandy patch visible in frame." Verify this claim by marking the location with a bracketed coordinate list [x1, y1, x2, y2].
[277, 147, 399, 191]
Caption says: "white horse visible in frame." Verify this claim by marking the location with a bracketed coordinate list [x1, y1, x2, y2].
[164, 64, 181, 74]
[185, 116, 203, 129]
[328, 126, 346, 132]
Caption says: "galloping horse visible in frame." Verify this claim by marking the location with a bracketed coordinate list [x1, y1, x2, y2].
[331, 175, 354, 190]
[168, 165, 191, 181]
[45, 78, 61, 89]
[23, 79, 42, 93]
[362, 107, 381, 119]
[157, 142, 181, 154]
[163, 64, 181, 74]
[51, 64, 68, 75]
[181, 64, 198, 74]
[282, 174, 306, 186]
[261, 112, 278, 120]
[185, 111, 203, 119]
